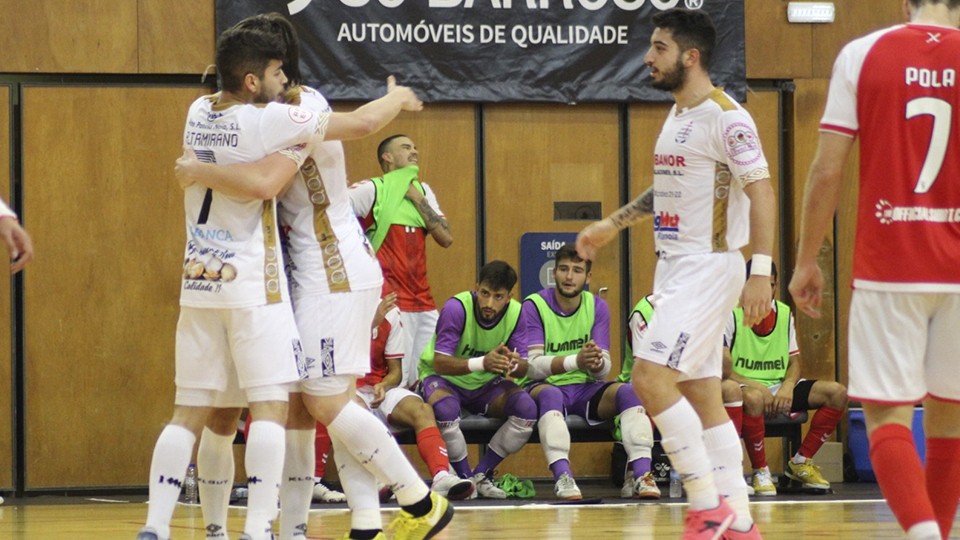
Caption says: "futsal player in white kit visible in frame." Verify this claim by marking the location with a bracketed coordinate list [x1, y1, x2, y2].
[577, 9, 776, 539]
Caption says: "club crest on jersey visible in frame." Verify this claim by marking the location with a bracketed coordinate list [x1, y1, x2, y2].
[724, 122, 762, 166]
[288, 106, 315, 124]
[675, 121, 694, 144]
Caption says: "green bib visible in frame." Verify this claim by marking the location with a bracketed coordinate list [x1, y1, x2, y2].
[366, 165, 425, 251]
[516, 291, 596, 387]
[618, 295, 655, 383]
[419, 291, 522, 390]
[729, 300, 792, 387]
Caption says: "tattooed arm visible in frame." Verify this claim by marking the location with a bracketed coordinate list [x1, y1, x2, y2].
[405, 183, 453, 248]
[576, 186, 654, 260]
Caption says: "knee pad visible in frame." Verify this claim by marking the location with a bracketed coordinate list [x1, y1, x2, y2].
[489, 415, 534, 457]
[504, 390, 538, 421]
[431, 395, 462, 423]
[537, 410, 570, 466]
[620, 405, 654, 461]
[437, 417, 468, 463]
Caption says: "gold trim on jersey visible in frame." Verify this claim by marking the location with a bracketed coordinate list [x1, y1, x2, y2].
[300, 158, 351, 293]
[708, 88, 737, 112]
[712, 163, 732, 252]
[261, 200, 283, 304]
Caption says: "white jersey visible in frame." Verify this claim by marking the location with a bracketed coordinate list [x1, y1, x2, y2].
[652, 88, 769, 255]
[280, 87, 383, 297]
[180, 94, 328, 308]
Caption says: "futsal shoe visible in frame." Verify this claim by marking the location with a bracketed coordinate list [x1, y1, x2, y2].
[470, 472, 507, 499]
[751, 467, 777, 496]
[554, 472, 582, 500]
[681, 496, 735, 540]
[388, 491, 454, 540]
[135, 527, 165, 540]
[431, 472, 475, 501]
[786, 460, 830, 489]
[723, 523, 764, 539]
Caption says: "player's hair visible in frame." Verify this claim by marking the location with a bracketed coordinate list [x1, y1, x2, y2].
[478, 260, 518, 292]
[651, 8, 717, 68]
[745, 258, 778, 282]
[377, 134, 408, 172]
[555, 243, 591, 273]
[232, 13, 302, 87]
[910, 0, 960, 8]
[215, 27, 285, 93]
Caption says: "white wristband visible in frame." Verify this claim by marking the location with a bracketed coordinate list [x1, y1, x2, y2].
[467, 356, 485, 372]
[0, 199, 16, 220]
[562, 355, 579, 372]
[750, 254, 773, 277]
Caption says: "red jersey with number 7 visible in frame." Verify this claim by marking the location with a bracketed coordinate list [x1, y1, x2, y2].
[821, 23, 960, 292]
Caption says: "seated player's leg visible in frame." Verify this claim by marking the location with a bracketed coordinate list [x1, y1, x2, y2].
[422, 377, 472, 479]
[530, 383, 580, 500]
[596, 382, 659, 499]
[786, 379, 845, 489]
[739, 386, 774, 496]
[386, 389, 474, 500]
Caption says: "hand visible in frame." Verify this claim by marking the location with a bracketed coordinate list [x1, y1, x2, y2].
[0, 219, 33, 273]
[372, 292, 397, 329]
[760, 387, 776, 416]
[739, 275, 773, 327]
[484, 344, 514, 375]
[370, 383, 387, 409]
[576, 219, 618, 261]
[772, 384, 794, 415]
[576, 341, 603, 371]
[174, 145, 201, 190]
[788, 260, 824, 318]
[386, 75, 423, 112]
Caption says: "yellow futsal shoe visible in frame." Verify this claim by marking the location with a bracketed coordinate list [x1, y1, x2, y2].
[388, 491, 454, 540]
[786, 459, 830, 489]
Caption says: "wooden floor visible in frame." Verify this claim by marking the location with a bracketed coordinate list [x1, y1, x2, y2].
[0, 491, 943, 539]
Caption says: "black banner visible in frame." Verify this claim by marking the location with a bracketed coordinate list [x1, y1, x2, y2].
[215, 0, 745, 104]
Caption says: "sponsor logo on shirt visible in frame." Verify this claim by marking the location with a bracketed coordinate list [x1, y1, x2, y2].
[875, 199, 960, 225]
[724, 122, 762, 166]
[653, 211, 680, 232]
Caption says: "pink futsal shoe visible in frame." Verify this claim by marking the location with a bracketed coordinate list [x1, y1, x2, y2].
[682, 496, 735, 540]
[723, 523, 763, 539]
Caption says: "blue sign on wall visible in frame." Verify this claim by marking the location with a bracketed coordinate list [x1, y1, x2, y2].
[519, 232, 579, 299]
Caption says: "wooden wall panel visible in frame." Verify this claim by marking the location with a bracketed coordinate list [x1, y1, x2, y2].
[0, 85, 11, 490]
[0, 1, 138, 73]
[22, 86, 199, 488]
[339, 104, 478, 306]
[811, 1, 905, 78]
[482, 103, 621, 477]
[744, 0, 813, 79]
[138, 0, 216, 74]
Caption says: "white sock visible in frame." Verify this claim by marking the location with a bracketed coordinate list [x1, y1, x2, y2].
[279, 428, 315, 540]
[906, 520, 942, 540]
[652, 399, 719, 511]
[332, 435, 383, 531]
[326, 401, 429, 506]
[704, 421, 753, 531]
[197, 427, 235, 539]
[244, 421, 286, 540]
[145, 425, 196, 539]
[791, 453, 807, 464]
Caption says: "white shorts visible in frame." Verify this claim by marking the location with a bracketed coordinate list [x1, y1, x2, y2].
[295, 288, 379, 394]
[848, 289, 960, 403]
[356, 386, 422, 432]
[174, 303, 304, 406]
[400, 309, 439, 387]
[638, 251, 744, 381]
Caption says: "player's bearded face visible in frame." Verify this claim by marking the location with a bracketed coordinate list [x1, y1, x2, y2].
[651, 55, 687, 92]
[554, 261, 588, 299]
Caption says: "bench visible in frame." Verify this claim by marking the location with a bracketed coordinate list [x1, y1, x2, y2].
[393, 411, 808, 479]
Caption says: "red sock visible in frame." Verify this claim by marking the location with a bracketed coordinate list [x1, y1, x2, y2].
[741, 413, 767, 469]
[416, 426, 450, 477]
[315, 422, 332, 478]
[869, 424, 935, 533]
[798, 406, 843, 459]
[925, 437, 960, 539]
[725, 404, 743, 437]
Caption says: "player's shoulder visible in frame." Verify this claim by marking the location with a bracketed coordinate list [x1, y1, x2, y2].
[298, 85, 332, 113]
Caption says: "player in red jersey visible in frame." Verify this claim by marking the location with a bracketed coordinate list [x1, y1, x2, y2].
[791, 2, 960, 538]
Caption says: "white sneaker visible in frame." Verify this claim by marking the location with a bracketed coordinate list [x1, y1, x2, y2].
[431, 472, 475, 501]
[470, 472, 507, 499]
[312, 481, 347, 503]
[752, 467, 777, 496]
[554, 473, 582, 500]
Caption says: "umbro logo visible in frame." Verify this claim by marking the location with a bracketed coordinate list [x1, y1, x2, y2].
[650, 341, 668, 352]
